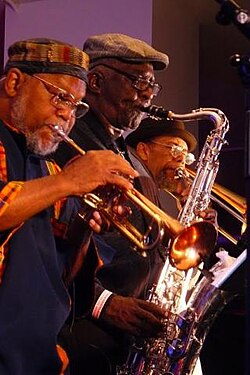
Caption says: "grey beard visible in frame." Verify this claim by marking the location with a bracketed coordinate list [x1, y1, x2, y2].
[156, 169, 179, 193]
[119, 106, 144, 131]
[126, 112, 143, 130]
[26, 132, 59, 156]
[10, 93, 59, 156]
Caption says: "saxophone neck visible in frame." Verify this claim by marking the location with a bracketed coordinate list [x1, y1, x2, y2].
[142, 105, 229, 132]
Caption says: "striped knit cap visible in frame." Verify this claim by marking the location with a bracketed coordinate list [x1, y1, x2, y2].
[4, 38, 89, 82]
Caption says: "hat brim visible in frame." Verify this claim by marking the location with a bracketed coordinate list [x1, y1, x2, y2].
[126, 122, 197, 152]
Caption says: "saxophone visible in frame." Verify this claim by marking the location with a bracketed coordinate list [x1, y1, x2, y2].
[117, 106, 231, 375]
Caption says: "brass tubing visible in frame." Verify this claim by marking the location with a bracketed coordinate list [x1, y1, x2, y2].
[52, 125, 217, 270]
[187, 167, 246, 221]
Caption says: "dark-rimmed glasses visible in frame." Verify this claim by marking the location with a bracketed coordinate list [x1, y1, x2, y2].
[31, 74, 89, 118]
[97, 63, 162, 97]
[151, 141, 196, 165]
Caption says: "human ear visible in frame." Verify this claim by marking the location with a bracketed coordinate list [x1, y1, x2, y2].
[4, 68, 26, 97]
[88, 72, 103, 93]
[136, 142, 150, 162]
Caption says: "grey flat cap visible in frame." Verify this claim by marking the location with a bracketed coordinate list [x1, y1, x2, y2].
[83, 33, 169, 71]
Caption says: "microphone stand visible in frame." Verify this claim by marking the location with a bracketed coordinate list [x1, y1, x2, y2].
[215, 0, 250, 39]
[214, 1, 249, 372]
[229, 49, 250, 375]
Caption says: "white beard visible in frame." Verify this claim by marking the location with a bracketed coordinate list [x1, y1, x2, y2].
[10, 91, 59, 156]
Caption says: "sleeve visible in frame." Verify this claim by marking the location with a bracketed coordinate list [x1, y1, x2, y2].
[91, 283, 113, 319]
[51, 196, 81, 238]
[0, 181, 24, 217]
[0, 181, 24, 284]
[0, 140, 24, 283]
[45, 160, 82, 238]
[0, 139, 24, 218]
[0, 181, 24, 244]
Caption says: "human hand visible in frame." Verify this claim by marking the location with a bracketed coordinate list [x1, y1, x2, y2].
[199, 207, 218, 227]
[173, 167, 191, 202]
[100, 295, 166, 337]
[60, 150, 139, 196]
[80, 196, 132, 234]
[88, 211, 103, 233]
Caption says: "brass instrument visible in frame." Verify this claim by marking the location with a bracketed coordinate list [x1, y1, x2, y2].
[52, 124, 217, 270]
[185, 167, 246, 245]
[117, 106, 229, 375]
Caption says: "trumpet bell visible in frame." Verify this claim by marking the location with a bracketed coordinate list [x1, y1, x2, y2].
[52, 124, 217, 269]
[84, 187, 217, 269]
[170, 221, 218, 270]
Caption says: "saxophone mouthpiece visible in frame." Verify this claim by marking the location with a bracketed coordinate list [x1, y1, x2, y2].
[174, 167, 188, 180]
[141, 105, 171, 119]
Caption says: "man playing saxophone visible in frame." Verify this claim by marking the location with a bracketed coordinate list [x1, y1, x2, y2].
[125, 117, 217, 227]
[54, 32, 170, 375]
[55, 33, 215, 375]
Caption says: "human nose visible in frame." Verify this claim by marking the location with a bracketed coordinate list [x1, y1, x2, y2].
[56, 106, 75, 122]
[174, 152, 186, 164]
[138, 86, 155, 101]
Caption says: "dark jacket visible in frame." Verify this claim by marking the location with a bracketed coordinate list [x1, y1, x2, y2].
[55, 110, 165, 302]
[0, 122, 97, 374]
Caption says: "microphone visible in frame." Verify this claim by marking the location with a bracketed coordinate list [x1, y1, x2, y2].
[230, 54, 250, 79]
[230, 54, 250, 67]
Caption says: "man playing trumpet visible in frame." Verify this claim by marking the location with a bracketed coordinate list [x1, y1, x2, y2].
[0, 37, 138, 375]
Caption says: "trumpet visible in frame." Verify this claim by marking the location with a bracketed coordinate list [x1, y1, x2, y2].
[52, 125, 217, 270]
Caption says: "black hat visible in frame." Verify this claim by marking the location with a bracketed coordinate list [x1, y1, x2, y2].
[4, 38, 89, 82]
[83, 33, 169, 71]
[125, 117, 197, 152]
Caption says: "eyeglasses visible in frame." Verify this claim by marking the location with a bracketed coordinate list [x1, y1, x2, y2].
[151, 141, 196, 165]
[98, 63, 162, 97]
[31, 74, 89, 119]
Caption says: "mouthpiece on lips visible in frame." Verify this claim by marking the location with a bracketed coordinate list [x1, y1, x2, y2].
[142, 105, 171, 119]
[50, 124, 86, 155]
[51, 124, 66, 138]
